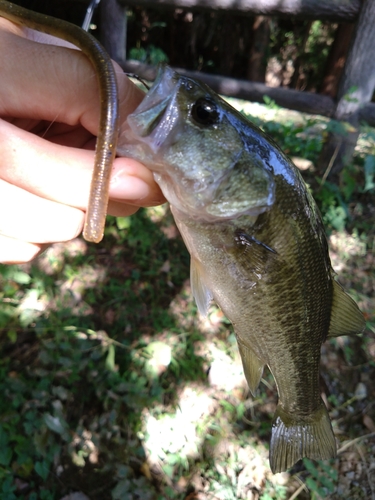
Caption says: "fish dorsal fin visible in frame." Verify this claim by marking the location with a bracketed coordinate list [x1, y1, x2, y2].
[190, 257, 213, 317]
[328, 280, 366, 337]
[236, 339, 264, 396]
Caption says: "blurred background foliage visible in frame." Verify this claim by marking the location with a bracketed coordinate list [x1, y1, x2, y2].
[126, 9, 337, 92]
[12, 0, 362, 96]
[1, 1, 375, 499]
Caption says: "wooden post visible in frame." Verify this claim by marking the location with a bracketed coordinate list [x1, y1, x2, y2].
[317, 0, 375, 179]
[100, 0, 127, 65]
[247, 16, 270, 83]
[319, 23, 355, 98]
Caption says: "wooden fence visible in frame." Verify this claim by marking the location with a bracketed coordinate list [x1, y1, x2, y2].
[100, 0, 374, 176]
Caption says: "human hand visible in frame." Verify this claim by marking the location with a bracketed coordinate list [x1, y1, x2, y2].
[0, 18, 165, 264]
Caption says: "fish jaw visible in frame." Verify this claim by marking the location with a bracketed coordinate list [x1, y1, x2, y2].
[118, 66, 275, 223]
[126, 66, 181, 150]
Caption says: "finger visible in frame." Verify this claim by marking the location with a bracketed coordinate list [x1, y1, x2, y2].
[0, 17, 77, 48]
[0, 22, 144, 134]
[0, 119, 165, 211]
[107, 202, 139, 218]
[0, 118, 91, 208]
[0, 179, 84, 243]
[109, 159, 166, 209]
[0, 234, 45, 264]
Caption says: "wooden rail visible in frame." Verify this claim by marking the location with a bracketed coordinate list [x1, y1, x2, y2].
[117, 0, 361, 22]
[100, 0, 374, 175]
[120, 60, 375, 130]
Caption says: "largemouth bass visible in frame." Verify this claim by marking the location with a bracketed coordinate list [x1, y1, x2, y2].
[118, 66, 365, 473]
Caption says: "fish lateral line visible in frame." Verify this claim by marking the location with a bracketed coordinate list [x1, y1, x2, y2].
[234, 229, 277, 255]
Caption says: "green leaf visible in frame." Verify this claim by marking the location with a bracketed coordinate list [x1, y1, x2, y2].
[129, 47, 147, 63]
[1, 476, 16, 498]
[0, 447, 12, 467]
[319, 460, 338, 480]
[11, 271, 31, 285]
[112, 479, 131, 498]
[306, 476, 326, 497]
[106, 344, 116, 372]
[161, 463, 174, 478]
[219, 399, 235, 413]
[303, 458, 319, 474]
[263, 95, 279, 109]
[343, 85, 359, 103]
[364, 155, 375, 192]
[116, 217, 132, 230]
[1, 268, 32, 284]
[43, 413, 68, 436]
[34, 460, 50, 481]
[303, 458, 337, 496]
[7, 330, 17, 343]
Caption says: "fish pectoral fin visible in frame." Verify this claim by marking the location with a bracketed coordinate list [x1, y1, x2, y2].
[236, 339, 264, 396]
[231, 228, 278, 274]
[328, 280, 366, 337]
[234, 230, 277, 254]
[190, 257, 213, 317]
[269, 401, 336, 474]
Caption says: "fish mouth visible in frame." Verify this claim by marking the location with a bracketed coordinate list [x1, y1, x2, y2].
[127, 66, 178, 141]
[129, 96, 170, 137]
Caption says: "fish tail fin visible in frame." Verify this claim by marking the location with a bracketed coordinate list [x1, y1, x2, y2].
[269, 401, 336, 474]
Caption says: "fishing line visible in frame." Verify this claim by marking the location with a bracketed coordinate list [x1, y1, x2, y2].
[125, 73, 150, 91]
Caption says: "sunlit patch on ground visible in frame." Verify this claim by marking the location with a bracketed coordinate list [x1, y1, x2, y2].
[329, 231, 367, 272]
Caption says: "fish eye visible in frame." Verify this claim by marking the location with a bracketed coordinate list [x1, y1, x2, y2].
[191, 98, 219, 126]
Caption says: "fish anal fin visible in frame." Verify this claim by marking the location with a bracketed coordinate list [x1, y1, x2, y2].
[269, 402, 336, 474]
[237, 339, 264, 397]
[328, 280, 366, 338]
[190, 257, 213, 317]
